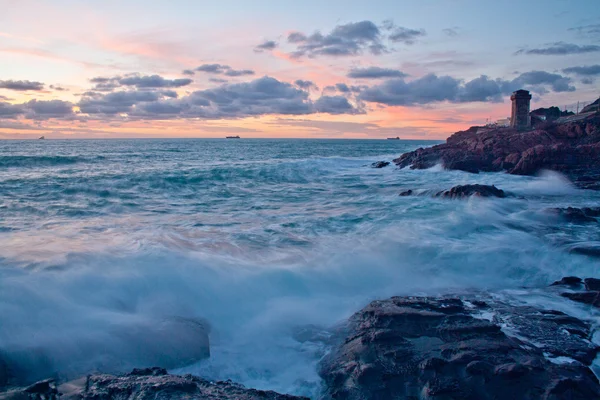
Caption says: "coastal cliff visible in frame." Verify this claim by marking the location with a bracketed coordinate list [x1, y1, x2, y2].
[395, 113, 600, 189]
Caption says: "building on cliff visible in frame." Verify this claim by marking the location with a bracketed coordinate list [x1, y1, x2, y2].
[510, 89, 532, 130]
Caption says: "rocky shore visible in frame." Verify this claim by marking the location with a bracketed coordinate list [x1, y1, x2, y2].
[2, 275, 599, 399]
[394, 113, 600, 189]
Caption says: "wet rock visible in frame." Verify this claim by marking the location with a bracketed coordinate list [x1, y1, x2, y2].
[584, 278, 600, 291]
[0, 368, 307, 400]
[549, 207, 600, 223]
[319, 295, 600, 400]
[393, 114, 600, 189]
[371, 161, 390, 168]
[435, 184, 506, 199]
[562, 292, 600, 308]
[399, 189, 413, 196]
[551, 276, 583, 287]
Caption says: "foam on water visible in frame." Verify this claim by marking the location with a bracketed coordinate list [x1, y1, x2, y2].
[0, 139, 599, 398]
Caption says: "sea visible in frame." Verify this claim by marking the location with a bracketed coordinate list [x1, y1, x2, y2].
[0, 138, 599, 397]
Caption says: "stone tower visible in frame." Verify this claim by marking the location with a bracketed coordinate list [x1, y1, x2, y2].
[510, 89, 532, 130]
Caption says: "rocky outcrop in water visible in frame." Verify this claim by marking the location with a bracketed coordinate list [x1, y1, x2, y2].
[549, 207, 600, 223]
[435, 184, 505, 199]
[0, 368, 308, 400]
[371, 161, 390, 168]
[319, 291, 600, 400]
[554, 276, 600, 309]
[394, 114, 600, 189]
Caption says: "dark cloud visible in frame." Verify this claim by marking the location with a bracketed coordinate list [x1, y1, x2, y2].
[75, 76, 360, 120]
[314, 96, 362, 114]
[0, 80, 44, 91]
[388, 27, 426, 44]
[0, 95, 12, 101]
[78, 91, 164, 114]
[563, 65, 600, 76]
[182, 69, 195, 76]
[24, 99, 74, 118]
[0, 102, 25, 118]
[515, 42, 600, 55]
[209, 78, 228, 84]
[294, 80, 318, 90]
[118, 75, 192, 88]
[49, 85, 68, 91]
[359, 71, 575, 106]
[90, 77, 111, 84]
[161, 90, 179, 98]
[582, 77, 594, 85]
[254, 40, 278, 52]
[195, 64, 255, 77]
[334, 83, 363, 93]
[287, 20, 384, 58]
[347, 66, 408, 79]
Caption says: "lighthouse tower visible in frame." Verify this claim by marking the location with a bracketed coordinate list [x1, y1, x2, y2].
[510, 89, 532, 130]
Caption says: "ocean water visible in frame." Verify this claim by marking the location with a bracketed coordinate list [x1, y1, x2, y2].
[0, 139, 599, 397]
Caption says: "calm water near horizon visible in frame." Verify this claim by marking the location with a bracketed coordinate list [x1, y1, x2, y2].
[1, 138, 599, 397]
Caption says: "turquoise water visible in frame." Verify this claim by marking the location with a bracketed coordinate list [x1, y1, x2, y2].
[0, 139, 599, 397]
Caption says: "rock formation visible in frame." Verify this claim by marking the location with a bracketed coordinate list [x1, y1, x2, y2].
[394, 114, 600, 189]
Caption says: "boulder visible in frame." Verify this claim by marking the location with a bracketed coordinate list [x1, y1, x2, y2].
[319, 295, 600, 400]
[435, 184, 506, 199]
[549, 208, 599, 223]
[0, 368, 307, 400]
[551, 276, 583, 287]
[371, 161, 390, 168]
[399, 189, 413, 196]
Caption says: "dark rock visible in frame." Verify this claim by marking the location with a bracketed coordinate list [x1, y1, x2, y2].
[393, 114, 600, 189]
[0, 369, 308, 400]
[561, 292, 600, 308]
[399, 189, 413, 196]
[570, 246, 600, 258]
[371, 161, 390, 168]
[549, 207, 600, 223]
[435, 184, 506, 199]
[319, 295, 600, 400]
[551, 276, 583, 287]
[584, 278, 600, 291]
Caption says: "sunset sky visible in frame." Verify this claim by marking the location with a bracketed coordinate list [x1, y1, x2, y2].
[1, 0, 599, 139]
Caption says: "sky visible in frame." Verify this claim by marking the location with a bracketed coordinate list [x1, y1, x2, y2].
[0, 0, 599, 139]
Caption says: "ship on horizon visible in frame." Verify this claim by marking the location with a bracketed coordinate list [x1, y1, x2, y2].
[387, 137, 400, 140]
[225, 135, 241, 139]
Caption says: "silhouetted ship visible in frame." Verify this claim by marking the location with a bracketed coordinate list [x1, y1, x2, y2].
[387, 137, 400, 140]
[38, 136, 45, 140]
[226, 136, 240, 139]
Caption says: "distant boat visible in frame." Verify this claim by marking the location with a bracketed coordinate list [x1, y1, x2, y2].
[225, 136, 240, 139]
[38, 136, 45, 140]
[387, 137, 400, 140]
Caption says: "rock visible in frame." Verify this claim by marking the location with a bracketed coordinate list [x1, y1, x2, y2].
[551, 276, 583, 287]
[549, 207, 600, 223]
[584, 278, 600, 291]
[399, 189, 413, 196]
[561, 292, 600, 308]
[371, 161, 390, 168]
[0, 379, 59, 400]
[581, 97, 599, 114]
[319, 295, 600, 400]
[435, 184, 506, 199]
[394, 114, 600, 189]
[0, 368, 307, 400]
[0, 316, 210, 387]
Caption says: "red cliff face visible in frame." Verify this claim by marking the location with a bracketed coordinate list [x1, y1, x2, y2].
[394, 114, 600, 189]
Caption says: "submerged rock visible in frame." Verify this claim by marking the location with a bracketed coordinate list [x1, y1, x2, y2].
[319, 295, 600, 400]
[394, 114, 600, 189]
[549, 207, 600, 223]
[371, 161, 390, 168]
[399, 189, 413, 196]
[0, 368, 307, 400]
[435, 184, 506, 199]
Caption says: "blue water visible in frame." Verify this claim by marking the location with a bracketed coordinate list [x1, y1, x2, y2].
[0, 139, 599, 397]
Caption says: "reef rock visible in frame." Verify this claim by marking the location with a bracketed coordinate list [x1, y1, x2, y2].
[0, 368, 307, 400]
[319, 294, 600, 400]
[394, 114, 600, 189]
[549, 207, 600, 223]
[371, 161, 390, 168]
[435, 184, 506, 199]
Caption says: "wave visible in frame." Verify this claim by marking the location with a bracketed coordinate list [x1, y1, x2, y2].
[0, 155, 83, 168]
